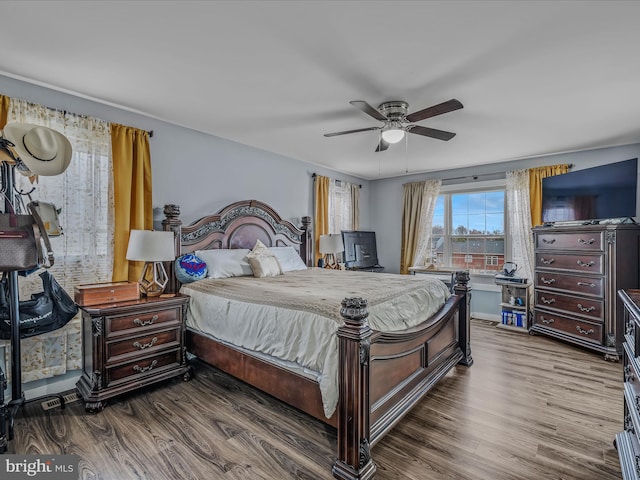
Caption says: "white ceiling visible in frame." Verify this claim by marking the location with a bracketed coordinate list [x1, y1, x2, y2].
[1, 1, 639, 180]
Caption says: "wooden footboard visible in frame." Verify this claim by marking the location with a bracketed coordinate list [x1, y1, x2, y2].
[333, 272, 472, 480]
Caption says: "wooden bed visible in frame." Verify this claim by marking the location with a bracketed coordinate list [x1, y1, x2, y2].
[162, 199, 473, 480]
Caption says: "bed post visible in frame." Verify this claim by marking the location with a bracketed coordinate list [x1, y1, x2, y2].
[300, 215, 312, 267]
[454, 270, 473, 366]
[162, 204, 182, 295]
[333, 297, 376, 480]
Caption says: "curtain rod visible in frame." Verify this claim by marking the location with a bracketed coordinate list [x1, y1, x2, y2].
[312, 173, 361, 188]
[7, 95, 154, 138]
[407, 163, 575, 184]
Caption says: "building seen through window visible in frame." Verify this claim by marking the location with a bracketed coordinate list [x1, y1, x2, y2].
[430, 189, 505, 273]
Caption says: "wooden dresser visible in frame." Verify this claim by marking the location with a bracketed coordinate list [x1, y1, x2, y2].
[617, 289, 640, 479]
[531, 224, 640, 361]
[76, 294, 191, 412]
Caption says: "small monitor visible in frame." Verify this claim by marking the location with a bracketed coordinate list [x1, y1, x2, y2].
[341, 231, 378, 269]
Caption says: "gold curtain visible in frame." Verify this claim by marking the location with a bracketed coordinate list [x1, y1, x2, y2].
[0, 94, 9, 129]
[400, 182, 425, 274]
[111, 123, 153, 282]
[529, 164, 570, 226]
[314, 175, 330, 266]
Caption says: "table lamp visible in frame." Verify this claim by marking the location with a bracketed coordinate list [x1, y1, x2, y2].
[126, 230, 175, 296]
[319, 234, 344, 270]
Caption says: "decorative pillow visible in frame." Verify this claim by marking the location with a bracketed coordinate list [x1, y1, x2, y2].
[268, 246, 307, 272]
[247, 255, 283, 278]
[175, 254, 207, 283]
[195, 249, 252, 279]
[247, 239, 283, 278]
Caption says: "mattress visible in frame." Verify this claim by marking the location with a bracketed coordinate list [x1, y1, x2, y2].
[180, 268, 451, 418]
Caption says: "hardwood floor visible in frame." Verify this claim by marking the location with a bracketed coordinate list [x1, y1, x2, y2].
[8, 320, 623, 479]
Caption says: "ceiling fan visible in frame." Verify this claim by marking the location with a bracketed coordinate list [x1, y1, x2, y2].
[324, 98, 463, 152]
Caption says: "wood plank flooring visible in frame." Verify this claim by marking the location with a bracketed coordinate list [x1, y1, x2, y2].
[8, 320, 623, 479]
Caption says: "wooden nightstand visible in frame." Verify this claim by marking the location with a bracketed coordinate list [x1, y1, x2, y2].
[76, 293, 192, 412]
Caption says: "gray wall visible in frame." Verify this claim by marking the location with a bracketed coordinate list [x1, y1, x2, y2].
[0, 75, 371, 233]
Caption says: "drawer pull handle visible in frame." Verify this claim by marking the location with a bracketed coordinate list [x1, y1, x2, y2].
[540, 296, 555, 305]
[541, 238, 555, 244]
[577, 304, 596, 313]
[540, 257, 555, 265]
[133, 360, 158, 374]
[576, 326, 594, 335]
[133, 337, 158, 350]
[540, 317, 554, 325]
[576, 282, 596, 288]
[133, 314, 159, 327]
[576, 260, 595, 268]
[578, 238, 596, 245]
[540, 277, 555, 285]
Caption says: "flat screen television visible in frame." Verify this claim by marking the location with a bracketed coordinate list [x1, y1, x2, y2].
[541, 158, 638, 223]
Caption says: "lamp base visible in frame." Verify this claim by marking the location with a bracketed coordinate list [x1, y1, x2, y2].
[323, 254, 340, 270]
[139, 261, 169, 297]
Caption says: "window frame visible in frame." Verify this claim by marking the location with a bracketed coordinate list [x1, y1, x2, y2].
[432, 179, 509, 275]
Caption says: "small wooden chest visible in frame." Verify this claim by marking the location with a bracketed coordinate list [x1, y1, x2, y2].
[74, 281, 140, 307]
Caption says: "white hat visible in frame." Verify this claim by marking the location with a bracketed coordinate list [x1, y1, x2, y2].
[2, 123, 72, 176]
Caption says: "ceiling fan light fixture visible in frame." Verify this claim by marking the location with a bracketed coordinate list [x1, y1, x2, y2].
[381, 125, 405, 144]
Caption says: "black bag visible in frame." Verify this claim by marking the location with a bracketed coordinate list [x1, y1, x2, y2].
[0, 271, 78, 339]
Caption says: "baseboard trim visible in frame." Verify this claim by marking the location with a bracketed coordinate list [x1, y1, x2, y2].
[472, 312, 501, 323]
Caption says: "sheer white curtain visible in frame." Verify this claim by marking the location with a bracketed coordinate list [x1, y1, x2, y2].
[329, 180, 359, 233]
[412, 179, 442, 267]
[506, 169, 535, 290]
[6, 98, 113, 382]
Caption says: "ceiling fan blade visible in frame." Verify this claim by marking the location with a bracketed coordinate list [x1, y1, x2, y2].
[375, 139, 389, 152]
[408, 125, 456, 141]
[405, 99, 463, 123]
[349, 101, 388, 121]
[324, 126, 381, 137]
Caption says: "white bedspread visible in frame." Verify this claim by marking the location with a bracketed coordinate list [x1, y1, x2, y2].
[180, 268, 451, 418]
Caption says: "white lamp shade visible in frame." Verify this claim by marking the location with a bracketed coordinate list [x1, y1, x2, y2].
[381, 127, 405, 144]
[319, 234, 344, 254]
[126, 230, 175, 262]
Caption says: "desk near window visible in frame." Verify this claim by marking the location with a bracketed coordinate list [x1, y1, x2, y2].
[408, 266, 457, 292]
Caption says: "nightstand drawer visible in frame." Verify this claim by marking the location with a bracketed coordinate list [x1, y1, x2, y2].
[105, 349, 182, 387]
[106, 306, 181, 337]
[106, 326, 181, 363]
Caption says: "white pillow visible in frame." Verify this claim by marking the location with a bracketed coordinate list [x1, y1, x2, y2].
[268, 246, 308, 272]
[195, 249, 252, 279]
[247, 240, 283, 278]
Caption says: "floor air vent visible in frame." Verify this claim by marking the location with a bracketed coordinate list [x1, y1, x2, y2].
[40, 391, 81, 411]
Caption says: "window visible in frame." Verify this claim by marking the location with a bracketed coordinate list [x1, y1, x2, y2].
[431, 189, 505, 273]
[329, 180, 358, 234]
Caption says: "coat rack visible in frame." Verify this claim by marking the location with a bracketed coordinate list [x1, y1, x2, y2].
[0, 161, 67, 453]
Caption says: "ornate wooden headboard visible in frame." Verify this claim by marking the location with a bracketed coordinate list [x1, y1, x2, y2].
[162, 199, 312, 292]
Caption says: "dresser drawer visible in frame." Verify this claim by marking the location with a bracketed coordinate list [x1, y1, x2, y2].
[535, 252, 604, 275]
[535, 271, 604, 297]
[105, 349, 182, 387]
[535, 231, 603, 251]
[535, 290, 604, 322]
[106, 306, 181, 337]
[106, 327, 181, 363]
[532, 310, 602, 344]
